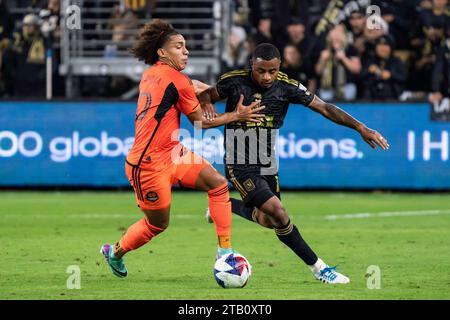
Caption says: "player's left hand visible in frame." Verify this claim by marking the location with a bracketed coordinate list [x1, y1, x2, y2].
[358, 125, 390, 150]
[235, 94, 266, 123]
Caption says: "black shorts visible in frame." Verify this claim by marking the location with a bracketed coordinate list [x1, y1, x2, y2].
[225, 164, 281, 208]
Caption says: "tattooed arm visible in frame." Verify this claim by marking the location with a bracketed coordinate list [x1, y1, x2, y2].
[308, 95, 390, 150]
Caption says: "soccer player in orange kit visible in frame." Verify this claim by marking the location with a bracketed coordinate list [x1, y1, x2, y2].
[100, 19, 264, 278]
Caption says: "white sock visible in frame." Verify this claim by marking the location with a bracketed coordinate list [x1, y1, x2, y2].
[308, 258, 327, 273]
[217, 247, 233, 256]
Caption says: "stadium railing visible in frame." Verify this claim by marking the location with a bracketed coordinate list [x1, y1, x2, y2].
[57, 0, 232, 98]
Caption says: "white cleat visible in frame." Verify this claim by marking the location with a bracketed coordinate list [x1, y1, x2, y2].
[314, 266, 350, 284]
[205, 207, 213, 223]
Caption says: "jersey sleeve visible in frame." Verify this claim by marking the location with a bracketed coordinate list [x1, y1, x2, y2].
[286, 81, 315, 106]
[175, 76, 200, 115]
[216, 75, 235, 99]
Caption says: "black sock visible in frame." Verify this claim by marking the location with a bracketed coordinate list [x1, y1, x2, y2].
[274, 220, 318, 265]
[230, 198, 257, 222]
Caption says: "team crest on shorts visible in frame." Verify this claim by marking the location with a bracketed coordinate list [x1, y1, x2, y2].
[146, 191, 159, 202]
[243, 179, 256, 192]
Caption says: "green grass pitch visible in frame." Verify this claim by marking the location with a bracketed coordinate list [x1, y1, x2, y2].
[1, 191, 449, 300]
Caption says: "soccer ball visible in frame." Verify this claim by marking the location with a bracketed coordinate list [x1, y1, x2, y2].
[213, 252, 252, 288]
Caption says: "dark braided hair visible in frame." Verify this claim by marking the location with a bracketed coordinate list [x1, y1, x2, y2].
[129, 19, 180, 65]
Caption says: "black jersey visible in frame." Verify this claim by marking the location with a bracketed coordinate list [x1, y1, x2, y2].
[216, 69, 315, 168]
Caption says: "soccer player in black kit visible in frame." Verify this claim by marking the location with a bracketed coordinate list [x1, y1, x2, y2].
[196, 43, 390, 284]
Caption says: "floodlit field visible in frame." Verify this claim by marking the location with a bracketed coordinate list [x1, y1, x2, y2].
[1, 191, 449, 300]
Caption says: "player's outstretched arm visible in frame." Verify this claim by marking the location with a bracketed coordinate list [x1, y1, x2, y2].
[187, 94, 265, 129]
[308, 95, 390, 150]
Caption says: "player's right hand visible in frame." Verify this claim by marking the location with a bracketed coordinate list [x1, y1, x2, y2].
[359, 125, 390, 150]
[192, 79, 218, 121]
[201, 101, 218, 121]
[235, 94, 266, 123]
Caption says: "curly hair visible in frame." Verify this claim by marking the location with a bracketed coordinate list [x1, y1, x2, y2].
[129, 19, 179, 65]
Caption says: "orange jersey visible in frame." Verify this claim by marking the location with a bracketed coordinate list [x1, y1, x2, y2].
[126, 61, 200, 169]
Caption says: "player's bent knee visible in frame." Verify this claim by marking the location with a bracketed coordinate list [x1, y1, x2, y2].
[152, 220, 169, 231]
[256, 211, 274, 229]
[265, 206, 289, 228]
[145, 217, 168, 235]
[143, 209, 170, 231]
[208, 179, 229, 202]
[209, 174, 228, 190]
[197, 166, 228, 191]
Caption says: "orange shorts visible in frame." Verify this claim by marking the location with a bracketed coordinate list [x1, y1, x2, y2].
[125, 146, 210, 210]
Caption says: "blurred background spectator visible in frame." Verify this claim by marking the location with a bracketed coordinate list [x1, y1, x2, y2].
[429, 37, 450, 104]
[0, 0, 449, 101]
[282, 18, 310, 57]
[281, 43, 316, 92]
[3, 13, 46, 97]
[39, 0, 63, 96]
[105, 3, 139, 58]
[346, 8, 366, 57]
[374, 0, 417, 63]
[360, 35, 407, 100]
[221, 25, 250, 72]
[361, 13, 390, 63]
[39, 0, 60, 42]
[407, 0, 449, 93]
[252, 13, 274, 46]
[0, 0, 15, 96]
[123, 0, 156, 19]
[410, 11, 447, 93]
[247, 0, 272, 30]
[106, 4, 139, 96]
[313, 24, 361, 101]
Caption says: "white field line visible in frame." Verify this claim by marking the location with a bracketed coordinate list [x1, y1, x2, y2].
[2, 210, 449, 221]
[325, 209, 450, 220]
[63, 214, 199, 219]
[0, 213, 200, 219]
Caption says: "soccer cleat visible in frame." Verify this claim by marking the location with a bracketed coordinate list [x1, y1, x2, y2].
[100, 244, 128, 278]
[205, 207, 214, 223]
[314, 265, 350, 284]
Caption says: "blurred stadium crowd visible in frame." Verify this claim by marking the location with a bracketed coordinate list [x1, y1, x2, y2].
[0, 0, 449, 102]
